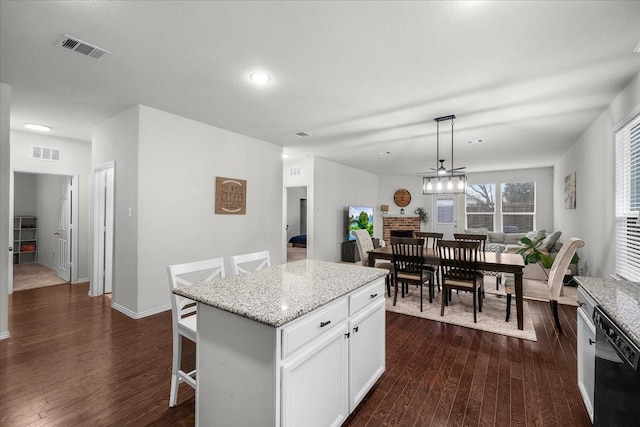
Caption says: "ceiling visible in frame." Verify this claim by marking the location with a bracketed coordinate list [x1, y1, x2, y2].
[1, 1, 640, 175]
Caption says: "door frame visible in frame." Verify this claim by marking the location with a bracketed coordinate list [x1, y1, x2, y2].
[9, 170, 79, 293]
[90, 161, 115, 297]
[283, 185, 309, 262]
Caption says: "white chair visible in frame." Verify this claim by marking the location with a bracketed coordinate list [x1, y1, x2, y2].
[505, 237, 585, 332]
[167, 257, 225, 407]
[231, 250, 271, 275]
[352, 229, 394, 296]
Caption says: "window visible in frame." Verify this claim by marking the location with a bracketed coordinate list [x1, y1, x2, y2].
[615, 113, 640, 280]
[501, 182, 535, 233]
[436, 198, 454, 224]
[465, 184, 495, 231]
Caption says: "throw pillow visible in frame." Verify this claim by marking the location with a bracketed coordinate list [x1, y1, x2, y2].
[524, 230, 546, 242]
[541, 231, 562, 250]
[488, 232, 504, 244]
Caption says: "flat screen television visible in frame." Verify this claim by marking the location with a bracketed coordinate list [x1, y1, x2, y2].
[347, 205, 374, 241]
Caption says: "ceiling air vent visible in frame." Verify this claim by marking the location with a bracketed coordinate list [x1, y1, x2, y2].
[57, 34, 110, 61]
[294, 131, 312, 138]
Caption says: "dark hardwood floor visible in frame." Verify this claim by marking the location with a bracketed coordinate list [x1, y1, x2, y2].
[0, 283, 590, 426]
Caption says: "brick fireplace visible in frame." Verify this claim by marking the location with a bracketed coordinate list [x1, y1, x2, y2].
[382, 215, 420, 244]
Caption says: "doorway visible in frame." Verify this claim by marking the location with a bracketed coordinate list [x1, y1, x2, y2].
[286, 186, 307, 262]
[10, 171, 79, 292]
[90, 162, 114, 297]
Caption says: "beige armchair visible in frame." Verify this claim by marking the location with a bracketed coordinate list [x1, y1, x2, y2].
[505, 237, 585, 332]
[352, 229, 394, 296]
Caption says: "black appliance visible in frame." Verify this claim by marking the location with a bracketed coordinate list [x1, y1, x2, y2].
[592, 306, 640, 427]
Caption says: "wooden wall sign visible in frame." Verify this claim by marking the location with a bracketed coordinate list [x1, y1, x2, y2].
[215, 177, 247, 214]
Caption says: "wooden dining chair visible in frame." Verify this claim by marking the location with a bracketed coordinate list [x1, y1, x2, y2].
[353, 229, 394, 297]
[166, 257, 226, 407]
[454, 233, 494, 291]
[231, 250, 271, 275]
[438, 239, 483, 323]
[505, 237, 585, 332]
[413, 231, 443, 290]
[390, 237, 435, 311]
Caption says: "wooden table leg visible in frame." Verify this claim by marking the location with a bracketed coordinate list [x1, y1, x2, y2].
[515, 271, 523, 330]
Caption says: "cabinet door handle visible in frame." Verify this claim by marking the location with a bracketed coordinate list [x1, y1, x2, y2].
[344, 332, 350, 339]
[353, 326, 359, 333]
[370, 293, 378, 299]
[320, 320, 331, 328]
[589, 339, 596, 346]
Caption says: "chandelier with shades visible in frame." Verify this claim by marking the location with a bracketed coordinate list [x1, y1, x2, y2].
[422, 114, 467, 194]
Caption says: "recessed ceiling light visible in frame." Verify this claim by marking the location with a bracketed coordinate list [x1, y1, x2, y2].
[467, 139, 485, 144]
[24, 123, 52, 132]
[282, 153, 290, 159]
[378, 151, 391, 155]
[249, 71, 271, 84]
[294, 131, 311, 138]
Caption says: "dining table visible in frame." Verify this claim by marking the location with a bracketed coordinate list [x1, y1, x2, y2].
[368, 246, 526, 330]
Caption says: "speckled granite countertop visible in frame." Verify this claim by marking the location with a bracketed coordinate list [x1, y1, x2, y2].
[575, 276, 640, 347]
[173, 259, 387, 328]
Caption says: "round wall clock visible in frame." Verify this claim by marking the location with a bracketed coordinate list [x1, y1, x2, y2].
[393, 189, 411, 207]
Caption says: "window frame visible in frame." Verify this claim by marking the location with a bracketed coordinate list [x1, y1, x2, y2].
[615, 112, 640, 281]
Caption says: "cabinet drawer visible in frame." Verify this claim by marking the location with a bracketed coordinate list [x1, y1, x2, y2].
[282, 298, 348, 358]
[349, 278, 385, 316]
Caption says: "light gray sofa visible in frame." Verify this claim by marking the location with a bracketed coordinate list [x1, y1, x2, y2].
[465, 228, 564, 281]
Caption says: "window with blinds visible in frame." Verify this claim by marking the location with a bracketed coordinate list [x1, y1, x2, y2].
[615, 113, 640, 281]
[501, 182, 535, 233]
[466, 184, 495, 230]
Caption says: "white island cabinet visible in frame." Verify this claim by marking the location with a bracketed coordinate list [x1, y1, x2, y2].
[175, 259, 387, 427]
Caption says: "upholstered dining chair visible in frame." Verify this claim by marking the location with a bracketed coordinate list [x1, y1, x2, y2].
[413, 231, 443, 291]
[505, 237, 585, 333]
[166, 257, 226, 407]
[231, 250, 271, 275]
[352, 229, 394, 297]
[390, 237, 435, 311]
[438, 239, 483, 323]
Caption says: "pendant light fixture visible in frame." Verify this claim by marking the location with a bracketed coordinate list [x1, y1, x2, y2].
[423, 114, 467, 194]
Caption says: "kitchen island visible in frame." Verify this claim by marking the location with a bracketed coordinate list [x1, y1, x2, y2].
[174, 259, 388, 427]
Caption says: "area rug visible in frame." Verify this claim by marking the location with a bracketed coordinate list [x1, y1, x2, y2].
[386, 286, 537, 342]
[12, 263, 68, 291]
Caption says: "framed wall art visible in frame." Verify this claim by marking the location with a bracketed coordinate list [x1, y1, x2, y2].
[564, 172, 576, 209]
[215, 176, 246, 214]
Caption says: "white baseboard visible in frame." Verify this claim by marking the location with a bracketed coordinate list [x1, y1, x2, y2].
[111, 302, 171, 319]
[72, 277, 89, 284]
[0, 331, 10, 340]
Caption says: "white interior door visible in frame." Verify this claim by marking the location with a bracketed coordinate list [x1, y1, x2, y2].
[56, 177, 72, 281]
[91, 162, 114, 296]
[432, 196, 458, 239]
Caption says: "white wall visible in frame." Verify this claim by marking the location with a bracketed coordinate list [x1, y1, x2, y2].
[313, 158, 379, 262]
[0, 82, 11, 339]
[93, 105, 284, 316]
[13, 172, 36, 215]
[10, 131, 92, 281]
[92, 106, 141, 314]
[555, 72, 640, 278]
